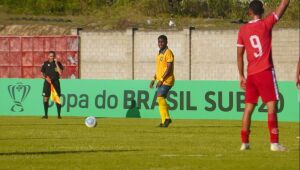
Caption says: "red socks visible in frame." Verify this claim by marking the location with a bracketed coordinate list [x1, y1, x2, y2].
[268, 113, 279, 143]
[241, 113, 279, 144]
[241, 130, 250, 143]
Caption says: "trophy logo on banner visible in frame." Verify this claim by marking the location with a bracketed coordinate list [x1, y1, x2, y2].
[8, 82, 31, 112]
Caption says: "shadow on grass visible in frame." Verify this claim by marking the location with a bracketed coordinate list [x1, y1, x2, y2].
[0, 149, 141, 156]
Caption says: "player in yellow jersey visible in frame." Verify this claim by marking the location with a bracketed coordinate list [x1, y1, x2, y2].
[149, 35, 175, 128]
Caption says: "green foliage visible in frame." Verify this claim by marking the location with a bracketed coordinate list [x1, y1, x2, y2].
[0, 0, 298, 21]
[176, 0, 208, 17]
[113, 0, 136, 6]
[139, 0, 170, 16]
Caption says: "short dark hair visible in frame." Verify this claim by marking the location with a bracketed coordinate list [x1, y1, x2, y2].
[249, 0, 264, 16]
[158, 35, 168, 42]
[49, 51, 56, 57]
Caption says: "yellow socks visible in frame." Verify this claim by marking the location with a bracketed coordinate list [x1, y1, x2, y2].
[157, 97, 170, 123]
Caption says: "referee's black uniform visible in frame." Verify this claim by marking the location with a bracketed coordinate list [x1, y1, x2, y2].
[41, 60, 64, 119]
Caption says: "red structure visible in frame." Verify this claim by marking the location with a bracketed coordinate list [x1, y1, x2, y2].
[0, 36, 80, 78]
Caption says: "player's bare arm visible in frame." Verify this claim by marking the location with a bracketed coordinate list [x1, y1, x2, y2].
[41, 71, 51, 84]
[237, 47, 246, 90]
[41, 72, 45, 79]
[149, 75, 156, 88]
[54, 59, 62, 76]
[274, 0, 290, 19]
[156, 62, 173, 88]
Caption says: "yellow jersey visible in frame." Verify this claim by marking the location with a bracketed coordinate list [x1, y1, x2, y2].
[155, 48, 175, 86]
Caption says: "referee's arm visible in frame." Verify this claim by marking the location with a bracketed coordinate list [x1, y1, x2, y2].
[41, 63, 46, 79]
[55, 60, 63, 76]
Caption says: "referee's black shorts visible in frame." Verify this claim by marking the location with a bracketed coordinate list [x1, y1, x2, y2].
[42, 79, 61, 97]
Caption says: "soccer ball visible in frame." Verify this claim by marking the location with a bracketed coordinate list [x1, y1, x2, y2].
[85, 116, 97, 128]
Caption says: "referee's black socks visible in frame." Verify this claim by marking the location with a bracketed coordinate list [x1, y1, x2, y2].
[43, 101, 48, 116]
[56, 104, 61, 117]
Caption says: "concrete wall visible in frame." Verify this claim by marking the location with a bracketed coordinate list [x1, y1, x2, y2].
[272, 29, 299, 81]
[80, 28, 299, 81]
[80, 30, 133, 79]
[191, 30, 238, 80]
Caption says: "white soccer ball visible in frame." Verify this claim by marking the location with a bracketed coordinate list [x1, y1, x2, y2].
[85, 116, 97, 128]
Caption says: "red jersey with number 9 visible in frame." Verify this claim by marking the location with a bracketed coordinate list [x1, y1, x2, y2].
[237, 13, 279, 76]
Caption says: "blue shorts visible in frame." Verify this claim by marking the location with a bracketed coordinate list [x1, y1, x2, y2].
[156, 85, 172, 98]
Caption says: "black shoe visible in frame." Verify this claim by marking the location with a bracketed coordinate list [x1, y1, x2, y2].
[58, 116, 62, 119]
[164, 119, 172, 127]
[42, 116, 48, 119]
[158, 123, 164, 127]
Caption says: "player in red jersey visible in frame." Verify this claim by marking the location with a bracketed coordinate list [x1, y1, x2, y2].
[237, 0, 290, 151]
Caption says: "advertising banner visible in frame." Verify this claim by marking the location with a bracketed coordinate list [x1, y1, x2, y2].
[0, 79, 298, 122]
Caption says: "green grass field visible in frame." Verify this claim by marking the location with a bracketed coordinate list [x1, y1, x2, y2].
[0, 117, 298, 170]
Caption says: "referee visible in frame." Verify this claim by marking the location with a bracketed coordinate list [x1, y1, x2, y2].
[41, 51, 64, 119]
